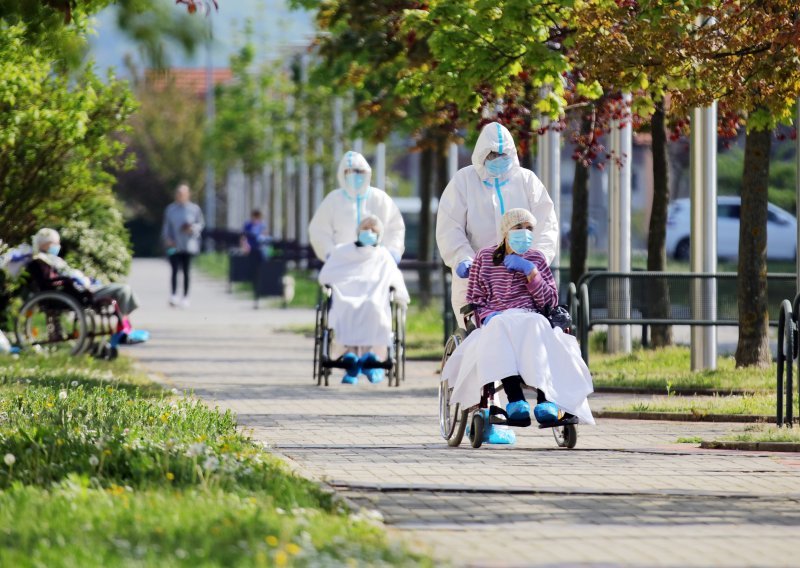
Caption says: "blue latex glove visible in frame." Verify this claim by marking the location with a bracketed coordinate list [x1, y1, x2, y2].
[455, 258, 473, 278]
[482, 311, 502, 326]
[503, 254, 535, 276]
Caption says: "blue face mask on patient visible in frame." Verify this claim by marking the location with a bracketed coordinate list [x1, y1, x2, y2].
[358, 230, 378, 247]
[507, 229, 533, 254]
[48, 244, 61, 256]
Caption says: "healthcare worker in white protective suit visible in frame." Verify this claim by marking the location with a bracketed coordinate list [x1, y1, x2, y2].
[318, 215, 410, 385]
[309, 150, 406, 263]
[436, 122, 559, 321]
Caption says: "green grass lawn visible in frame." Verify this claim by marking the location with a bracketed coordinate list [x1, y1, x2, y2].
[591, 346, 775, 392]
[606, 393, 775, 416]
[0, 353, 429, 566]
[721, 424, 800, 443]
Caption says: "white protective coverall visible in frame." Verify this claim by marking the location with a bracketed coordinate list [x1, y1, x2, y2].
[436, 122, 559, 319]
[318, 242, 410, 350]
[309, 151, 406, 262]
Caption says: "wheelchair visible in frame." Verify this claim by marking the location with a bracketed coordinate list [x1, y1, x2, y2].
[313, 285, 406, 387]
[15, 271, 123, 360]
[438, 304, 578, 449]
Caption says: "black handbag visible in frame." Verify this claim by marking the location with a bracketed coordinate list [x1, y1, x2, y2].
[540, 304, 572, 333]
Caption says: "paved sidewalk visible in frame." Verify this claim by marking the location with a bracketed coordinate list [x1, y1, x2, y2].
[127, 258, 800, 567]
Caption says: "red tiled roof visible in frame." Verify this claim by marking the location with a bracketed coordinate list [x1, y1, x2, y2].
[144, 68, 233, 97]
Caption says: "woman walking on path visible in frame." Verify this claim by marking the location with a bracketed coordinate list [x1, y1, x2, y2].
[161, 184, 204, 308]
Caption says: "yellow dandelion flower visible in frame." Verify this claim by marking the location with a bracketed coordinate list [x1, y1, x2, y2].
[166, 472, 175, 481]
[274, 551, 288, 566]
[286, 543, 301, 556]
[265, 536, 279, 547]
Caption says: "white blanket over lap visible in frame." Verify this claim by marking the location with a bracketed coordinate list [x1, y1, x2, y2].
[441, 309, 595, 425]
[318, 243, 410, 347]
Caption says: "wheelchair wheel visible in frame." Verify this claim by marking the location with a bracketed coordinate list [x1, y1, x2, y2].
[314, 291, 333, 387]
[390, 301, 406, 387]
[469, 412, 484, 448]
[439, 378, 468, 447]
[16, 291, 89, 355]
[312, 302, 323, 384]
[553, 423, 578, 449]
[439, 329, 468, 446]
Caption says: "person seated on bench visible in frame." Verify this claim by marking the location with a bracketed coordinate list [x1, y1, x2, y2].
[441, 208, 594, 444]
[318, 215, 410, 385]
[28, 228, 149, 346]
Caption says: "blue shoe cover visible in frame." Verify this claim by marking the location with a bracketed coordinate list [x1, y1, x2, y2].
[358, 353, 384, 383]
[534, 402, 560, 424]
[127, 329, 150, 344]
[342, 352, 360, 377]
[366, 368, 384, 384]
[483, 424, 516, 445]
[341, 374, 358, 385]
[506, 400, 531, 421]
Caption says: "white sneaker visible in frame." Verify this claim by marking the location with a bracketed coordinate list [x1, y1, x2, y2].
[169, 294, 179, 306]
[180, 297, 191, 308]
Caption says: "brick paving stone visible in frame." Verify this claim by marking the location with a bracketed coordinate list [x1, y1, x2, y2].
[126, 259, 800, 568]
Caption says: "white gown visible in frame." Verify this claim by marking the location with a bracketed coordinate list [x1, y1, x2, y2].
[318, 243, 410, 348]
[435, 122, 559, 320]
[441, 309, 595, 425]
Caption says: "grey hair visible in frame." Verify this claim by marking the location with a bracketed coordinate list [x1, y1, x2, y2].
[358, 214, 384, 239]
[33, 228, 60, 250]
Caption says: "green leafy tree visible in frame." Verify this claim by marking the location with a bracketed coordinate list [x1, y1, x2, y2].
[0, 0, 207, 67]
[0, 25, 136, 280]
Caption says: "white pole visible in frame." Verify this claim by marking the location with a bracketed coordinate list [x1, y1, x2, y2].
[333, 97, 344, 165]
[607, 95, 632, 354]
[690, 104, 718, 370]
[263, 163, 272, 233]
[448, 142, 459, 179]
[285, 157, 296, 241]
[298, 55, 310, 248]
[273, 160, 283, 239]
[702, 103, 718, 370]
[313, 136, 324, 211]
[203, 19, 216, 245]
[375, 141, 386, 191]
[547, 125, 561, 285]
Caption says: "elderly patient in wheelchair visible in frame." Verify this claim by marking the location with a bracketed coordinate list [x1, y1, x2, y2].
[441, 208, 594, 445]
[317, 215, 409, 385]
[25, 228, 149, 347]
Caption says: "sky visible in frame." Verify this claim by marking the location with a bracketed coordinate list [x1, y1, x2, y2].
[88, 0, 315, 74]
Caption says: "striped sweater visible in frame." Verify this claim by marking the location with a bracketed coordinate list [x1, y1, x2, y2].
[466, 245, 558, 324]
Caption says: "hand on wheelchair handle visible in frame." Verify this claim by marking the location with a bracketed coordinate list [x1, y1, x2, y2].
[503, 254, 534, 276]
[455, 258, 473, 279]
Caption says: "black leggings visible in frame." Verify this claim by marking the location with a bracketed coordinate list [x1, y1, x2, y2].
[169, 252, 192, 296]
[501, 375, 547, 404]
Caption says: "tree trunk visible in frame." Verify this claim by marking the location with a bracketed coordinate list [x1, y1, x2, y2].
[418, 143, 434, 307]
[520, 80, 535, 170]
[646, 102, 673, 347]
[734, 126, 771, 368]
[569, 116, 592, 286]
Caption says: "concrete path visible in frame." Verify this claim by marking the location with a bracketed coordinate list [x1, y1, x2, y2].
[127, 258, 800, 568]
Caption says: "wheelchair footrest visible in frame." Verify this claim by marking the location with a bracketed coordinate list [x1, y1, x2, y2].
[537, 415, 579, 429]
[321, 357, 393, 371]
[361, 359, 392, 371]
[488, 406, 531, 428]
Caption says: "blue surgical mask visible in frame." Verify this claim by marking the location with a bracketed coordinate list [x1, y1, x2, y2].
[507, 229, 533, 254]
[48, 244, 61, 256]
[345, 172, 367, 194]
[358, 230, 378, 247]
[485, 154, 513, 177]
